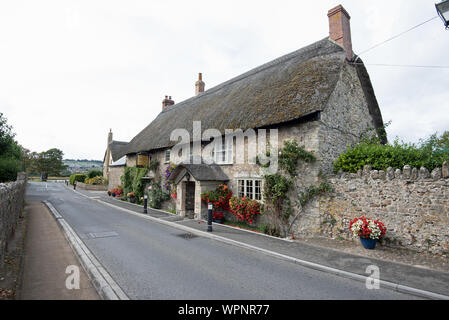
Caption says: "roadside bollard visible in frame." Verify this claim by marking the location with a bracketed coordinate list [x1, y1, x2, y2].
[207, 203, 213, 232]
[143, 194, 148, 214]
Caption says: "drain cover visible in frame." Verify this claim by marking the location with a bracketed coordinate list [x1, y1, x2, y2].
[88, 231, 119, 239]
[176, 232, 197, 240]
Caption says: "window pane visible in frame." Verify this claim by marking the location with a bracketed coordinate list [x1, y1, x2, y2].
[246, 180, 253, 199]
[238, 180, 245, 198]
[165, 150, 170, 162]
[255, 180, 261, 200]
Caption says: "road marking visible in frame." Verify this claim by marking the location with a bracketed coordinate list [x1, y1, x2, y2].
[88, 231, 119, 239]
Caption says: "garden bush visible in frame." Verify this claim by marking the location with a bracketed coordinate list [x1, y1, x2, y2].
[121, 166, 148, 202]
[87, 170, 103, 179]
[0, 157, 21, 182]
[85, 176, 107, 185]
[333, 132, 449, 173]
[147, 181, 170, 209]
[69, 173, 87, 185]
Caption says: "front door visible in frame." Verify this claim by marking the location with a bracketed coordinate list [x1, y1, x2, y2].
[185, 181, 195, 219]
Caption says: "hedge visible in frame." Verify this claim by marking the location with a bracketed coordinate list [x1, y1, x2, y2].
[334, 134, 449, 173]
[0, 157, 21, 182]
[69, 173, 87, 185]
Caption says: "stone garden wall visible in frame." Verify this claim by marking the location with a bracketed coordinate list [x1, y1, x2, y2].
[76, 181, 108, 191]
[306, 162, 449, 255]
[0, 173, 27, 268]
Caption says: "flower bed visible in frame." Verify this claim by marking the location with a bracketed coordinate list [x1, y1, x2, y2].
[201, 184, 232, 211]
[229, 196, 261, 224]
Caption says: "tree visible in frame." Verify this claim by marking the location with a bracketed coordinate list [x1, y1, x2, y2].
[0, 113, 22, 182]
[437, 131, 449, 150]
[22, 147, 39, 174]
[35, 148, 67, 177]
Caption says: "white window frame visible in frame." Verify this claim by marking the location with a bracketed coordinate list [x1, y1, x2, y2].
[165, 149, 171, 163]
[237, 178, 263, 201]
[211, 137, 233, 165]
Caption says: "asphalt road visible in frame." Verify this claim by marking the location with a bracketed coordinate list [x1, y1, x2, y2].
[26, 182, 418, 300]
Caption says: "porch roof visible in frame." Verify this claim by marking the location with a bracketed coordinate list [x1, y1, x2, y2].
[170, 163, 229, 184]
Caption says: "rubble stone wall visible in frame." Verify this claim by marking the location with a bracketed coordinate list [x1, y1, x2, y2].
[300, 163, 449, 254]
[0, 173, 27, 268]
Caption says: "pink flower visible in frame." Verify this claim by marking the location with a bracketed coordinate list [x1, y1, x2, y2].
[307, 148, 311, 152]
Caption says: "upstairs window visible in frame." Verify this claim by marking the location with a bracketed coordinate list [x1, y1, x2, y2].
[211, 137, 233, 165]
[165, 149, 171, 163]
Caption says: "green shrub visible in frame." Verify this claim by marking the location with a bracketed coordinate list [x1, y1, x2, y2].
[334, 133, 449, 173]
[69, 173, 87, 185]
[148, 181, 170, 209]
[0, 157, 21, 182]
[87, 170, 103, 179]
[279, 140, 315, 175]
[85, 176, 107, 185]
[121, 166, 148, 201]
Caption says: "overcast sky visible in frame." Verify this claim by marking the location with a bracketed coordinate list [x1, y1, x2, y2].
[0, 0, 448, 160]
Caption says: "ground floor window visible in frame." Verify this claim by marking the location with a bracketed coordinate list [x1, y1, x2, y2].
[237, 179, 262, 201]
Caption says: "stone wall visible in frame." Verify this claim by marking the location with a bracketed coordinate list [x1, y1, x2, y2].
[108, 166, 125, 190]
[318, 63, 377, 174]
[0, 173, 27, 268]
[75, 182, 108, 191]
[296, 163, 449, 255]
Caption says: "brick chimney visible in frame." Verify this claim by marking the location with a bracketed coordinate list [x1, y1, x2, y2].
[195, 73, 205, 95]
[328, 5, 353, 61]
[162, 95, 175, 109]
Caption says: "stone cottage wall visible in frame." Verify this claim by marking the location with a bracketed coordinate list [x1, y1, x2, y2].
[296, 163, 449, 255]
[0, 173, 27, 269]
[108, 166, 125, 190]
[318, 63, 377, 174]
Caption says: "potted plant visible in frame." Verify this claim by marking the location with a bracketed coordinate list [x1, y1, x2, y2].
[212, 211, 225, 224]
[107, 190, 112, 196]
[127, 192, 136, 203]
[349, 216, 387, 249]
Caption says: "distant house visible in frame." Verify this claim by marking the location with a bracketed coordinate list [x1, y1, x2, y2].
[108, 5, 385, 225]
[103, 129, 127, 190]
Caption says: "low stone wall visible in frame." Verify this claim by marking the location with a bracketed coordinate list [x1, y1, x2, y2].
[75, 182, 108, 191]
[0, 173, 27, 268]
[307, 162, 449, 255]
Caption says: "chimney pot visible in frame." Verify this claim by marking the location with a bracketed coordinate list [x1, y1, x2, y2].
[195, 72, 205, 96]
[162, 95, 175, 110]
[328, 5, 353, 61]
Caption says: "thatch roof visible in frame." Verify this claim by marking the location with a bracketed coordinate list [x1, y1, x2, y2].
[109, 140, 128, 162]
[118, 37, 384, 158]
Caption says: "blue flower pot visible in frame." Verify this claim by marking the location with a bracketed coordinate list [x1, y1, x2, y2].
[360, 237, 377, 249]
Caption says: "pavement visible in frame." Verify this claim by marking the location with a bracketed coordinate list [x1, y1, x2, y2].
[80, 188, 449, 300]
[18, 202, 99, 300]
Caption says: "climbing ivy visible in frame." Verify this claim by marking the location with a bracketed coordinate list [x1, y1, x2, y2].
[121, 166, 148, 203]
[279, 140, 316, 176]
[260, 140, 331, 237]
